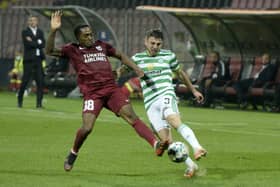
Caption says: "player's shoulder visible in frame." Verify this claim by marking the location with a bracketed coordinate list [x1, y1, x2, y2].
[132, 51, 147, 59]
[63, 43, 78, 49]
[95, 40, 112, 47]
[95, 40, 104, 45]
[159, 49, 175, 56]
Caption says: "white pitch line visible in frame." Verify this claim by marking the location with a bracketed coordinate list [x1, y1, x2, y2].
[209, 128, 280, 137]
[186, 121, 249, 126]
[185, 121, 280, 137]
[2, 107, 279, 137]
[0, 108, 123, 124]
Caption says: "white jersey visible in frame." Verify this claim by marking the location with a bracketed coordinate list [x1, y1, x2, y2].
[132, 49, 180, 110]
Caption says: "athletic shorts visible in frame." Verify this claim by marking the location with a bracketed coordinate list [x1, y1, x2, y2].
[146, 94, 179, 132]
[82, 87, 130, 117]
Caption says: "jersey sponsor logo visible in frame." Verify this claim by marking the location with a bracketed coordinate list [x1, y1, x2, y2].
[96, 46, 103, 51]
[145, 69, 161, 76]
[83, 53, 107, 63]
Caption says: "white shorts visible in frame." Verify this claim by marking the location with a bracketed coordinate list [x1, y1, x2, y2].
[146, 95, 179, 132]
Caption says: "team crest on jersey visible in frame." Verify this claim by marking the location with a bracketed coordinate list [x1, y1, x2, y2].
[96, 46, 102, 51]
[147, 63, 154, 70]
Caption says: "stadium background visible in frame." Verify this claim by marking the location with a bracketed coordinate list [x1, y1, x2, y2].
[1, 0, 280, 108]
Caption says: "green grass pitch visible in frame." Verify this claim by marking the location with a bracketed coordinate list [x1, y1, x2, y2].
[0, 92, 279, 187]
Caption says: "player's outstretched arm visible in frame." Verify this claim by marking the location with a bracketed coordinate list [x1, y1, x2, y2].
[114, 50, 144, 78]
[46, 10, 63, 57]
[176, 67, 204, 103]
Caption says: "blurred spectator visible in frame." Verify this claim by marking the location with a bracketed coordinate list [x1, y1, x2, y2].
[8, 51, 23, 92]
[200, 51, 230, 106]
[233, 53, 277, 109]
[271, 84, 280, 112]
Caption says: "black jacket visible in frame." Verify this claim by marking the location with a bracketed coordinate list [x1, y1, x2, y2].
[253, 63, 277, 86]
[256, 63, 277, 82]
[22, 27, 45, 62]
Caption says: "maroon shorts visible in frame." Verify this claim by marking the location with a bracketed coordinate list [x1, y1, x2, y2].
[82, 87, 130, 117]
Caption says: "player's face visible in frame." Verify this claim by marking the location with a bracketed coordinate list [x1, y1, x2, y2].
[78, 27, 94, 48]
[28, 17, 38, 28]
[145, 36, 163, 56]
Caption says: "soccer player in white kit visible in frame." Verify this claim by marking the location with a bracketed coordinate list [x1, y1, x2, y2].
[131, 29, 207, 178]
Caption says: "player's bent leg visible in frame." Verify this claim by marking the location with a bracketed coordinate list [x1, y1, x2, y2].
[64, 113, 96, 172]
[176, 124, 207, 159]
[119, 104, 163, 154]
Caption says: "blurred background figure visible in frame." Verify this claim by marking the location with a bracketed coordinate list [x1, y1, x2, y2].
[233, 53, 277, 109]
[201, 51, 230, 106]
[8, 51, 23, 92]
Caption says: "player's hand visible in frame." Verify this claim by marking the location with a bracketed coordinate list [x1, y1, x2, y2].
[51, 10, 62, 31]
[135, 68, 144, 78]
[193, 90, 204, 103]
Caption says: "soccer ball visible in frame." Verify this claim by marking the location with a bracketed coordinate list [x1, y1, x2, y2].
[167, 141, 189, 163]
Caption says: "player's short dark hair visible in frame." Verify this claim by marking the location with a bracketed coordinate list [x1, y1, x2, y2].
[145, 29, 164, 40]
[74, 24, 90, 39]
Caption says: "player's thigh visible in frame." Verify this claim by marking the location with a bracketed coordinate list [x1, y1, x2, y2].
[147, 99, 170, 132]
[107, 88, 131, 115]
[82, 112, 97, 130]
[83, 96, 104, 118]
[159, 95, 179, 119]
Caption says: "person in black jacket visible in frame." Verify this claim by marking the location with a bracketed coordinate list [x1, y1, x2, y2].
[234, 53, 277, 109]
[17, 15, 46, 108]
[200, 51, 230, 106]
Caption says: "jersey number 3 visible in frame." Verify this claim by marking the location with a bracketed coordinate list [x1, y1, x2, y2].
[83, 99, 94, 111]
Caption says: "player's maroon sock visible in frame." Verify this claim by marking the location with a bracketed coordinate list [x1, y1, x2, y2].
[132, 118, 157, 147]
[72, 128, 91, 153]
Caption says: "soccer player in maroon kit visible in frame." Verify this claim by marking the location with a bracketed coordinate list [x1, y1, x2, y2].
[46, 11, 167, 171]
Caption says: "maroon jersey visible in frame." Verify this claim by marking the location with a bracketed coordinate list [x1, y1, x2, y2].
[61, 40, 117, 94]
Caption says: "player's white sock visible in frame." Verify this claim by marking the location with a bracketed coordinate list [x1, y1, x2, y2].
[185, 157, 196, 168]
[177, 124, 202, 151]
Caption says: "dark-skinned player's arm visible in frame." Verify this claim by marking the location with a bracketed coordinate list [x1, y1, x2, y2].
[175, 65, 204, 103]
[114, 50, 144, 78]
[45, 10, 63, 57]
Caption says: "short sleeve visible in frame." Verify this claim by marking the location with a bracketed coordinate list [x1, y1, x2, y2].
[61, 43, 74, 58]
[170, 52, 180, 71]
[103, 42, 116, 57]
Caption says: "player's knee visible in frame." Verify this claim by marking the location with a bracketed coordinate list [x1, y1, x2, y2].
[119, 108, 138, 124]
[81, 124, 93, 133]
[166, 115, 181, 128]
